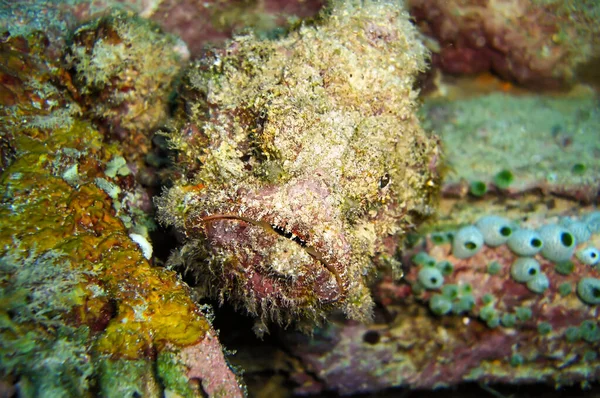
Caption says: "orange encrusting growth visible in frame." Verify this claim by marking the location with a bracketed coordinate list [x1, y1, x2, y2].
[0, 122, 209, 360]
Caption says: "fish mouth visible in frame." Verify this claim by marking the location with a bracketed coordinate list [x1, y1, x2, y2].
[190, 177, 354, 310]
[201, 213, 346, 297]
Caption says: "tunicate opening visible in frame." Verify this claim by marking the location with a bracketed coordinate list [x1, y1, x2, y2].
[431, 233, 447, 244]
[561, 232, 574, 247]
[363, 330, 380, 345]
[500, 226, 512, 237]
[593, 287, 600, 299]
[528, 267, 537, 276]
[581, 321, 597, 333]
[531, 238, 542, 248]
[592, 252, 598, 259]
[464, 242, 477, 250]
[438, 261, 454, 275]
[430, 277, 439, 284]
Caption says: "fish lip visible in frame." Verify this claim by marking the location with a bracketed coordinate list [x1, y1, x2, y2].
[201, 212, 348, 304]
[197, 178, 353, 305]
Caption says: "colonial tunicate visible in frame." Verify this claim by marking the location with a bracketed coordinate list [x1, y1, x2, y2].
[418, 267, 445, 290]
[510, 257, 541, 283]
[475, 215, 513, 247]
[526, 273, 550, 294]
[577, 278, 600, 305]
[507, 229, 543, 256]
[429, 294, 453, 315]
[576, 247, 600, 266]
[537, 224, 576, 262]
[452, 225, 484, 259]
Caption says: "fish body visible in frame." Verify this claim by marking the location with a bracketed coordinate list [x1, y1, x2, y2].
[157, 0, 441, 331]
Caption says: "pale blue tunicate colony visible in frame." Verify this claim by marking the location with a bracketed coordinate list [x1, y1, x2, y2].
[526, 273, 550, 294]
[584, 212, 600, 234]
[429, 294, 453, 315]
[576, 247, 600, 266]
[475, 215, 513, 247]
[452, 225, 484, 259]
[562, 219, 591, 243]
[511, 257, 541, 283]
[431, 211, 600, 307]
[507, 229, 543, 256]
[418, 267, 444, 290]
[537, 224, 576, 262]
[577, 278, 600, 305]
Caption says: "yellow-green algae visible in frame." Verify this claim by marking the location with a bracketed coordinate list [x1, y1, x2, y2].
[0, 31, 225, 397]
[0, 121, 211, 391]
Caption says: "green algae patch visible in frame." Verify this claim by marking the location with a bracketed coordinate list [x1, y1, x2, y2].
[97, 357, 161, 397]
[421, 93, 600, 196]
[157, 351, 197, 398]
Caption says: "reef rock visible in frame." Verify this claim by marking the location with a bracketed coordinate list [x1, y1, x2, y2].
[0, 31, 243, 398]
[282, 210, 600, 394]
[409, 0, 600, 88]
[421, 92, 600, 203]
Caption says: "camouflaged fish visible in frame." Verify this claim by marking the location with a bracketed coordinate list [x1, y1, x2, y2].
[157, 0, 441, 333]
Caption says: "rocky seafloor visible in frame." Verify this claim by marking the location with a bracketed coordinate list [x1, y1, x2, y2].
[1, 0, 599, 397]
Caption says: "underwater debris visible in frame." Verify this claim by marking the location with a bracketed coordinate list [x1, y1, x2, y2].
[157, 0, 441, 333]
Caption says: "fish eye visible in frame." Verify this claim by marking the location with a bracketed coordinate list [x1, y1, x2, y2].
[379, 173, 390, 188]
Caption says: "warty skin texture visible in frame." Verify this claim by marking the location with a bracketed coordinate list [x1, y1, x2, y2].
[157, 0, 441, 332]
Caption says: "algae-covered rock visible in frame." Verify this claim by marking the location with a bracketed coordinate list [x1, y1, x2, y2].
[157, 0, 441, 333]
[409, 0, 600, 88]
[67, 10, 188, 176]
[280, 210, 600, 394]
[421, 92, 600, 202]
[0, 32, 243, 398]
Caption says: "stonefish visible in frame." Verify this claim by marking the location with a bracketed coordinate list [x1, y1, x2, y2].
[157, 0, 441, 333]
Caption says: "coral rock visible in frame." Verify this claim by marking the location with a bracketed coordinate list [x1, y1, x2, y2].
[409, 0, 600, 88]
[0, 31, 243, 397]
[282, 213, 600, 394]
[68, 11, 187, 172]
